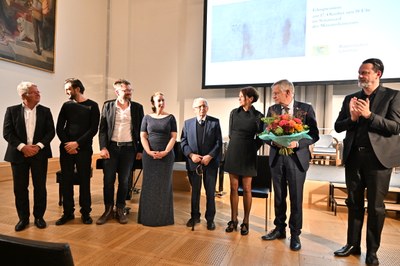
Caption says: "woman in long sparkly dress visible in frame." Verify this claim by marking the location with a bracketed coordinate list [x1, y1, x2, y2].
[138, 92, 177, 226]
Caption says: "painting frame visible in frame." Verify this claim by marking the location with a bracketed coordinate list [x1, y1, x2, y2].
[0, 0, 56, 73]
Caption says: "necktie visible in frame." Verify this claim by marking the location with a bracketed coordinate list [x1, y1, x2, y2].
[199, 120, 205, 126]
[282, 106, 289, 114]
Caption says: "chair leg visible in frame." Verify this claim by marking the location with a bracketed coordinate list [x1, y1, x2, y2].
[265, 197, 268, 231]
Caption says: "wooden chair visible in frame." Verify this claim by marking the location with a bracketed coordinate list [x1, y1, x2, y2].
[310, 134, 341, 166]
[238, 155, 271, 230]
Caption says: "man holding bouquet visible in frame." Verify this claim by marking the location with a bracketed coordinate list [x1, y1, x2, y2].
[261, 79, 319, 251]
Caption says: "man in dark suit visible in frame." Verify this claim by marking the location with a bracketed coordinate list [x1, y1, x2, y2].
[56, 78, 100, 225]
[334, 58, 400, 265]
[262, 79, 319, 251]
[97, 79, 144, 225]
[3, 81, 55, 231]
[181, 98, 222, 230]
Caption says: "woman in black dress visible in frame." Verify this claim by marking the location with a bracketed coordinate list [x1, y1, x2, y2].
[138, 92, 177, 226]
[224, 87, 264, 235]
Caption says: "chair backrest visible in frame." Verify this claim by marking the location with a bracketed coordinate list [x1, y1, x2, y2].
[314, 134, 334, 148]
[0, 234, 74, 266]
[238, 155, 271, 198]
[174, 141, 185, 162]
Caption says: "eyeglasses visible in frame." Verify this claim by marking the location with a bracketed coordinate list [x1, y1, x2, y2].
[195, 164, 203, 176]
[194, 105, 207, 109]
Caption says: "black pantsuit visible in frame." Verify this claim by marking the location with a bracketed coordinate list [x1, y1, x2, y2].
[345, 148, 392, 253]
[11, 157, 48, 221]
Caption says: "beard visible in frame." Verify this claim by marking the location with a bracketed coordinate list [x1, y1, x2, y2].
[358, 80, 369, 88]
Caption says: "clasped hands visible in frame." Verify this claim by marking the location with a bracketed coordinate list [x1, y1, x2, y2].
[148, 150, 168, 160]
[350, 97, 372, 121]
[21, 144, 40, 157]
[190, 153, 212, 166]
[64, 141, 79, 155]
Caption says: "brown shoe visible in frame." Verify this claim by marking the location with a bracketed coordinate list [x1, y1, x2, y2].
[116, 207, 128, 224]
[96, 205, 114, 225]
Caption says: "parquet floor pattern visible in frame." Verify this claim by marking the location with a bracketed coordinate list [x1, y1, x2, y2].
[0, 167, 399, 265]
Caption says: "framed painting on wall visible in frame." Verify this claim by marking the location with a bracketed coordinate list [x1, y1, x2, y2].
[0, 0, 56, 72]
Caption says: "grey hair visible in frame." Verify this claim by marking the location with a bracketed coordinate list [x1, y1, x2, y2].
[272, 79, 295, 95]
[17, 81, 36, 97]
[192, 97, 208, 108]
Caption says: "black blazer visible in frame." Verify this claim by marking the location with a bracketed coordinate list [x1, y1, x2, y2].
[99, 100, 144, 152]
[266, 101, 319, 171]
[3, 104, 55, 163]
[180, 116, 222, 171]
[335, 86, 400, 168]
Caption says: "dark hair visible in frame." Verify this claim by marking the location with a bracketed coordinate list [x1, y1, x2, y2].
[362, 58, 384, 76]
[113, 79, 131, 87]
[64, 78, 85, 94]
[240, 86, 259, 103]
[150, 92, 164, 113]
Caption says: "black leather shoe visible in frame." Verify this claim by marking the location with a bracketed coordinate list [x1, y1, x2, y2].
[34, 218, 47, 229]
[366, 253, 379, 265]
[81, 215, 93, 224]
[15, 220, 29, 231]
[261, 228, 286, 240]
[55, 214, 75, 226]
[290, 235, 301, 251]
[186, 218, 200, 227]
[207, 221, 216, 230]
[334, 244, 361, 257]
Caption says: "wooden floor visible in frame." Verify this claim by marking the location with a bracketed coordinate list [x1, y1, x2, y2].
[0, 166, 399, 266]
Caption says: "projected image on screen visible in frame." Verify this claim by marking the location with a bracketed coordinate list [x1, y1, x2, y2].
[211, 0, 306, 62]
[203, 0, 400, 88]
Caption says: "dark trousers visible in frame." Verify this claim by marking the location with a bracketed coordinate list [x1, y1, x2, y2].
[11, 156, 48, 221]
[188, 167, 217, 222]
[59, 148, 93, 216]
[345, 148, 392, 254]
[102, 143, 136, 208]
[270, 155, 306, 236]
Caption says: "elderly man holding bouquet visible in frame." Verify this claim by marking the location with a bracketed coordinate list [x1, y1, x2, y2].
[261, 79, 319, 251]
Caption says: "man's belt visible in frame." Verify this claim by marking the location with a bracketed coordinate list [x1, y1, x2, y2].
[111, 141, 134, 147]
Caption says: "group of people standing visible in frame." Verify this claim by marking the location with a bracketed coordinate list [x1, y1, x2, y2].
[3, 58, 399, 266]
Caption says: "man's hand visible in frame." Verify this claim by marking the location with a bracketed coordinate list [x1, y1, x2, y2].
[64, 141, 79, 154]
[350, 97, 361, 121]
[100, 148, 110, 159]
[190, 153, 203, 164]
[21, 144, 40, 157]
[355, 98, 372, 119]
[201, 155, 212, 166]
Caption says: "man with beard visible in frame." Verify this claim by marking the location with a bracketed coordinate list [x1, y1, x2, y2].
[55, 78, 100, 225]
[334, 58, 400, 265]
[97, 79, 144, 225]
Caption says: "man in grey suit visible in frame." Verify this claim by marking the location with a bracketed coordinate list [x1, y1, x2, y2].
[261, 79, 319, 251]
[181, 98, 222, 230]
[3, 81, 55, 231]
[334, 58, 400, 265]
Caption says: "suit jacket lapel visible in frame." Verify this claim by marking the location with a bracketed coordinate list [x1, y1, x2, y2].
[370, 87, 384, 113]
[191, 118, 199, 151]
[19, 105, 28, 141]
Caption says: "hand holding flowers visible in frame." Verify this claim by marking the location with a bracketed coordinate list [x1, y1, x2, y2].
[258, 114, 312, 155]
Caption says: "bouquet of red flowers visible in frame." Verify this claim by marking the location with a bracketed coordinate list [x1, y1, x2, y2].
[258, 114, 312, 155]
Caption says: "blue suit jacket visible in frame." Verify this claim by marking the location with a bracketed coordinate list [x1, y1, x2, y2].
[266, 101, 319, 171]
[180, 116, 222, 171]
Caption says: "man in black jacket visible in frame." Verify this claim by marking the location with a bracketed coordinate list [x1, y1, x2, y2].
[3, 81, 55, 231]
[97, 79, 144, 225]
[56, 78, 100, 225]
[334, 58, 400, 265]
